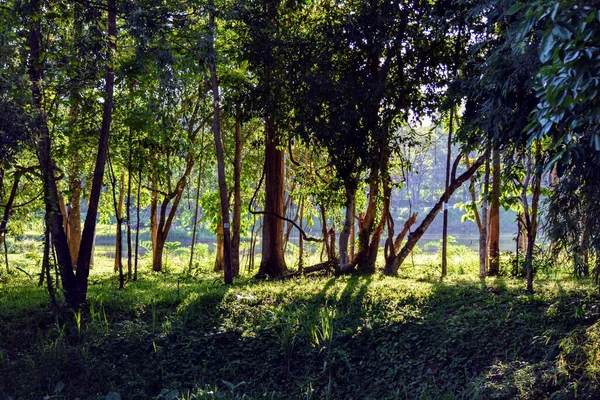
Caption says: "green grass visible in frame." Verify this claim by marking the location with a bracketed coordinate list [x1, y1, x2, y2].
[0, 244, 599, 399]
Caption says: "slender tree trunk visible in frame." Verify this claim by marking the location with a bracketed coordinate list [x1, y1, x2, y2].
[488, 148, 501, 276]
[126, 148, 133, 280]
[189, 132, 205, 273]
[232, 107, 242, 278]
[441, 109, 454, 277]
[0, 170, 19, 273]
[350, 200, 355, 263]
[481, 149, 490, 278]
[385, 154, 484, 275]
[27, 9, 76, 304]
[72, 0, 117, 306]
[208, 2, 233, 284]
[298, 196, 304, 273]
[524, 145, 542, 293]
[114, 171, 125, 272]
[257, 117, 287, 277]
[134, 169, 141, 280]
[320, 204, 329, 262]
[150, 178, 158, 260]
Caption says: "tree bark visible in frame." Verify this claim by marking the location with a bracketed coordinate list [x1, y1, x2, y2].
[114, 171, 125, 273]
[339, 178, 358, 272]
[189, 132, 205, 273]
[150, 177, 158, 260]
[134, 169, 141, 280]
[257, 117, 287, 277]
[214, 219, 224, 272]
[354, 168, 380, 272]
[0, 170, 24, 273]
[126, 150, 133, 280]
[442, 109, 453, 277]
[232, 108, 242, 278]
[208, 0, 233, 283]
[481, 149, 490, 278]
[488, 148, 501, 276]
[67, 178, 82, 266]
[73, 0, 117, 306]
[27, 8, 76, 305]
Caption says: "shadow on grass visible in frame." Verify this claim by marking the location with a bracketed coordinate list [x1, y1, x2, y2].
[2, 273, 600, 399]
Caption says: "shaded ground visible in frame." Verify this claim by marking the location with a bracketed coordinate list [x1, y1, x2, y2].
[1, 270, 599, 399]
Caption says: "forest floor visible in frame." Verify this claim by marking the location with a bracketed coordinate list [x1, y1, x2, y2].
[1, 251, 599, 399]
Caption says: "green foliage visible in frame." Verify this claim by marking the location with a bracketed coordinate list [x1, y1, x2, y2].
[2, 252, 600, 399]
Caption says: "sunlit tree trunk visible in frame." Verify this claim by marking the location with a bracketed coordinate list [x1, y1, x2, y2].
[488, 148, 501, 276]
[214, 219, 224, 272]
[339, 178, 358, 272]
[231, 107, 242, 278]
[67, 178, 82, 266]
[257, 117, 287, 277]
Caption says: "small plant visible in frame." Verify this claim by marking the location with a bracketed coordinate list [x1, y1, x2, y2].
[276, 306, 300, 369]
[303, 304, 336, 350]
[73, 309, 83, 340]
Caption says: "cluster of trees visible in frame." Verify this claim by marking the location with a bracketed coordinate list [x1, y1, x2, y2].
[1, 0, 599, 307]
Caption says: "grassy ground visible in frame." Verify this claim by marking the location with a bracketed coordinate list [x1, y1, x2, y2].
[0, 245, 599, 399]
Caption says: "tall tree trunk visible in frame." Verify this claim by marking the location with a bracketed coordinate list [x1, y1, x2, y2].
[488, 148, 501, 276]
[27, 8, 76, 304]
[232, 107, 242, 278]
[441, 109, 454, 277]
[150, 178, 158, 260]
[73, 0, 117, 306]
[298, 196, 304, 273]
[524, 144, 542, 293]
[208, 0, 233, 283]
[481, 149, 490, 278]
[385, 154, 484, 275]
[134, 169, 141, 280]
[189, 132, 205, 273]
[0, 170, 24, 273]
[257, 117, 287, 277]
[126, 149, 133, 280]
[114, 171, 125, 272]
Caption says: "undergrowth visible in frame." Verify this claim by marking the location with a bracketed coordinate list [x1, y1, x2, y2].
[0, 249, 599, 399]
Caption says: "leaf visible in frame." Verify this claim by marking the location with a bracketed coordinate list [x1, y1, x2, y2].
[106, 392, 121, 400]
[564, 51, 579, 63]
[551, 25, 571, 40]
[54, 381, 64, 394]
[506, 3, 524, 15]
[222, 380, 236, 390]
[539, 34, 556, 63]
